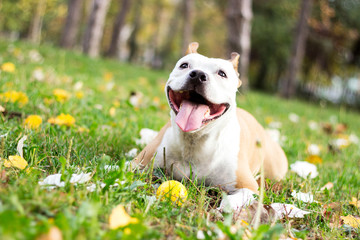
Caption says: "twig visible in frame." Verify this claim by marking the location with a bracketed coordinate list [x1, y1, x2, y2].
[253, 139, 264, 229]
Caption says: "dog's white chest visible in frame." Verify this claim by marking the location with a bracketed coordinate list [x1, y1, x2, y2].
[154, 115, 240, 193]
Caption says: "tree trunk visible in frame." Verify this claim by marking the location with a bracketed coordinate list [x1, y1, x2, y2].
[60, 0, 84, 49]
[280, 0, 313, 98]
[226, 0, 253, 92]
[181, 0, 194, 55]
[28, 0, 46, 44]
[106, 0, 132, 58]
[128, 0, 143, 62]
[83, 0, 111, 57]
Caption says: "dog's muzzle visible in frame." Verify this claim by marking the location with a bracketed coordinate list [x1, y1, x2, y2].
[167, 87, 229, 132]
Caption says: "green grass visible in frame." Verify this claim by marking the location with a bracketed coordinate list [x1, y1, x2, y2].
[0, 40, 359, 239]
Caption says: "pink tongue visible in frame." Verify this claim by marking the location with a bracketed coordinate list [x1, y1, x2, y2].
[175, 100, 209, 132]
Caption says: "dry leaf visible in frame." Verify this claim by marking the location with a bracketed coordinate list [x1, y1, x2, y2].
[341, 215, 360, 228]
[233, 201, 276, 225]
[109, 204, 138, 229]
[320, 182, 334, 191]
[335, 123, 348, 134]
[322, 202, 342, 228]
[37, 226, 62, 240]
[270, 203, 310, 219]
[322, 123, 333, 134]
[291, 191, 315, 203]
[290, 161, 318, 179]
[4, 155, 28, 170]
[349, 197, 360, 208]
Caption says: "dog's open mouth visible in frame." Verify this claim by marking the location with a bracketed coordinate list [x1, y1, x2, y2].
[167, 87, 229, 132]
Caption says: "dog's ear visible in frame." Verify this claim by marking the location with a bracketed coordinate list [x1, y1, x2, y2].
[229, 52, 242, 88]
[186, 42, 199, 55]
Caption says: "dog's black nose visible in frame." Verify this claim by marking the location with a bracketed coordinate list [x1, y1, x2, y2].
[189, 70, 207, 82]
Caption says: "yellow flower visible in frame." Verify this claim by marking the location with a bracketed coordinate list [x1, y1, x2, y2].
[305, 155, 323, 164]
[0, 91, 28, 106]
[48, 113, 75, 127]
[1, 62, 16, 73]
[109, 107, 116, 117]
[103, 72, 113, 82]
[75, 91, 84, 99]
[24, 115, 42, 129]
[4, 155, 28, 170]
[156, 180, 188, 206]
[53, 89, 70, 102]
[109, 204, 139, 229]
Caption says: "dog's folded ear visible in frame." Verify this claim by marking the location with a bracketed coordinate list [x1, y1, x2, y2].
[229, 52, 242, 88]
[186, 42, 199, 55]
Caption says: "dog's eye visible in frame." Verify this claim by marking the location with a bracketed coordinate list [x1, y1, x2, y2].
[179, 63, 189, 69]
[218, 70, 227, 78]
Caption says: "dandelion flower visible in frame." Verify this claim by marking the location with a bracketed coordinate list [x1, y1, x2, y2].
[0, 91, 28, 106]
[24, 115, 42, 129]
[53, 89, 70, 102]
[1, 62, 16, 73]
[48, 113, 75, 127]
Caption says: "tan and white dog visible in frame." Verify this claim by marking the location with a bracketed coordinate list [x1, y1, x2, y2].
[132, 42, 288, 211]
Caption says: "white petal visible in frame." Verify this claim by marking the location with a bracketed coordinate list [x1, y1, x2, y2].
[268, 121, 282, 129]
[17, 135, 27, 158]
[38, 174, 64, 187]
[291, 190, 315, 203]
[307, 144, 320, 155]
[265, 129, 281, 143]
[289, 113, 300, 123]
[135, 128, 158, 145]
[270, 203, 311, 219]
[125, 148, 138, 158]
[290, 161, 318, 179]
[70, 172, 92, 184]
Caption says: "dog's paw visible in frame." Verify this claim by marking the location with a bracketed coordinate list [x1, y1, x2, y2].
[217, 188, 256, 213]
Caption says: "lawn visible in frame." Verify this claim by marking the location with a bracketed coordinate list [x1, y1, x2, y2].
[0, 40, 359, 239]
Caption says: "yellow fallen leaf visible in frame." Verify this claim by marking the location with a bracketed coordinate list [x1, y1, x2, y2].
[109, 205, 138, 229]
[349, 197, 360, 208]
[4, 155, 28, 170]
[341, 215, 360, 228]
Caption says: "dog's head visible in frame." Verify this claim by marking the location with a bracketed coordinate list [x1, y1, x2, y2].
[166, 42, 241, 132]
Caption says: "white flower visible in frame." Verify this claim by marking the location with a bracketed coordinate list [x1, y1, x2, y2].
[125, 148, 138, 158]
[331, 137, 350, 149]
[308, 120, 319, 130]
[104, 165, 120, 171]
[349, 134, 359, 145]
[73, 81, 83, 91]
[28, 50, 43, 63]
[291, 190, 315, 203]
[270, 203, 310, 219]
[135, 128, 158, 145]
[307, 144, 320, 155]
[266, 129, 280, 143]
[268, 121, 282, 129]
[32, 68, 45, 81]
[289, 113, 300, 123]
[290, 161, 318, 179]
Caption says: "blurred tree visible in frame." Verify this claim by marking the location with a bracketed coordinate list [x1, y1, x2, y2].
[28, 0, 46, 44]
[60, 0, 84, 49]
[128, 0, 143, 62]
[83, 0, 111, 57]
[280, 0, 313, 98]
[226, 0, 253, 92]
[106, 0, 131, 58]
[181, 0, 194, 55]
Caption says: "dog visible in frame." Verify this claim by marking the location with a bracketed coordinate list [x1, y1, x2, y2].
[132, 42, 288, 211]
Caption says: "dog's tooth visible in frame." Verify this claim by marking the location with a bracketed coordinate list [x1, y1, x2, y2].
[179, 91, 184, 94]
[204, 109, 210, 118]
